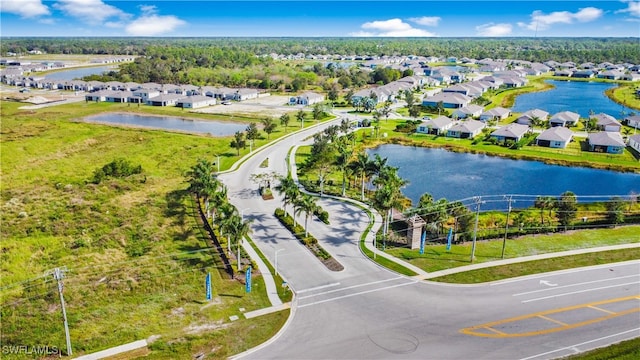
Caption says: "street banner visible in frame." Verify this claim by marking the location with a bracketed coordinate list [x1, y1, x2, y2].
[419, 230, 426, 255]
[245, 266, 252, 293]
[446, 228, 453, 251]
[206, 272, 212, 301]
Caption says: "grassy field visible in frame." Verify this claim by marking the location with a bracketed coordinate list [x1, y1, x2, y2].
[0, 100, 293, 359]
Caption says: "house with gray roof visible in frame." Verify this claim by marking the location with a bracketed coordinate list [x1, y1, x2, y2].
[177, 95, 217, 109]
[446, 119, 485, 139]
[490, 123, 529, 144]
[549, 111, 580, 127]
[591, 113, 621, 132]
[292, 91, 325, 106]
[623, 115, 640, 129]
[452, 104, 484, 119]
[628, 134, 640, 153]
[480, 107, 511, 122]
[587, 132, 626, 154]
[146, 93, 184, 107]
[516, 109, 549, 126]
[416, 116, 454, 135]
[422, 92, 471, 109]
[597, 70, 625, 80]
[536, 127, 573, 148]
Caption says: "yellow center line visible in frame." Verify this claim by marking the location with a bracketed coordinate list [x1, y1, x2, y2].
[461, 294, 640, 338]
[537, 314, 568, 327]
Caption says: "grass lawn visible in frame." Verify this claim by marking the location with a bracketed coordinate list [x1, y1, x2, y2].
[386, 225, 640, 273]
[0, 100, 289, 359]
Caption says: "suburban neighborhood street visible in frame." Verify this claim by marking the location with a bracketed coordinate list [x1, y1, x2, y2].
[219, 114, 640, 360]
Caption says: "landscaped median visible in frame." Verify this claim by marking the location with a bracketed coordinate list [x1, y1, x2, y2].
[273, 208, 344, 271]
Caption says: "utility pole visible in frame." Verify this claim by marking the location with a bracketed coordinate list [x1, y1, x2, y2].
[48, 267, 72, 356]
[470, 196, 482, 263]
[502, 195, 514, 259]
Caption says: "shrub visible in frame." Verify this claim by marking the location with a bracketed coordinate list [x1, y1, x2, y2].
[92, 158, 142, 184]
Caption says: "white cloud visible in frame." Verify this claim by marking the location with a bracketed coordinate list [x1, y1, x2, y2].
[408, 16, 441, 27]
[0, 0, 49, 18]
[476, 23, 513, 37]
[53, 0, 129, 25]
[126, 14, 186, 36]
[350, 18, 436, 37]
[518, 7, 603, 31]
[616, 1, 640, 17]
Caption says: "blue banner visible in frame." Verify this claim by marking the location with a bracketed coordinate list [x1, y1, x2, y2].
[245, 267, 252, 293]
[419, 230, 426, 255]
[205, 272, 212, 301]
[446, 228, 453, 251]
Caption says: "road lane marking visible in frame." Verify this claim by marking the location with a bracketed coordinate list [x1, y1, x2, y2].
[296, 282, 341, 294]
[537, 315, 568, 327]
[297, 277, 402, 300]
[461, 295, 640, 338]
[521, 281, 640, 303]
[518, 327, 640, 360]
[513, 274, 639, 297]
[588, 305, 616, 315]
[298, 281, 417, 308]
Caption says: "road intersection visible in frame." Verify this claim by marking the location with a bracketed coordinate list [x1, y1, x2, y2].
[218, 115, 640, 359]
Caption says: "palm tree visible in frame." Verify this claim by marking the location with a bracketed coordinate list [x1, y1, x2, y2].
[373, 166, 408, 247]
[349, 152, 372, 201]
[187, 158, 218, 204]
[372, 110, 381, 138]
[294, 194, 319, 238]
[369, 154, 388, 187]
[296, 109, 306, 128]
[534, 196, 555, 226]
[225, 213, 251, 271]
[334, 136, 354, 197]
[261, 117, 277, 139]
[276, 175, 299, 212]
[280, 113, 290, 132]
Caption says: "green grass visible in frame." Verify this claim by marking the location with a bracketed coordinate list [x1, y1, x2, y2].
[564, 337, 640, 360]
[386, 225, 640, 273]
[0, 100, 288, 359]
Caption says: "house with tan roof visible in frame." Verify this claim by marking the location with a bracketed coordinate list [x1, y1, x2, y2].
[490, 123, 529, 144]
[536, 127, 573, 148]
[446, 120, 485, 139]
[550, 111, 580, 127]
[591, 113, 621, 132]
[416, 116, 454, 135]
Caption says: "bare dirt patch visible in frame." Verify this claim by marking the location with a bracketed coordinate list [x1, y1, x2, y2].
[193, 95, 303, 118]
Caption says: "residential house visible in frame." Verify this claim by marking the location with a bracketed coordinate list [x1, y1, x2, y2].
[416, 116, 454, 135]
[554, 69, 573, 77]
[623, 115, 640, 129]
[490, 123, 530, 144]
[292, 91, 325, 106]
[452, 104, 484, 119]
[591, 113, 622, 132]
[597, 70, 625, 80]
[628, 134, 640, 153]
[587, 132, 626, 154]
[516, 109, 549, 126]
[176, 95, 217, 109]
[621, 73, 640, 82]
[233, 88, 259, 101]
[549, 111, 580, 127]
[146, 93, 183, 107]
[132, 88, 160, 102]
[572, 69, 595, 78]
[536, 127, 573, 149]
[422, 92, 472, 109]
[479, 107, 511, 122]
[446, 120, 485, 139]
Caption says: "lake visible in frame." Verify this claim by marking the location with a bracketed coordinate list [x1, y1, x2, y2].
[367, 145, 640, 209]
[511, 80, 635, 118]
[84, 113, 247, 136]
[45, 65, 117, 80]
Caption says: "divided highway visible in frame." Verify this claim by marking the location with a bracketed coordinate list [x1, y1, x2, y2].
[219, 117, 640, 360]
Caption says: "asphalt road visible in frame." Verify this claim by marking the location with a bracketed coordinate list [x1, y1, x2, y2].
[220, 115, 640, 360]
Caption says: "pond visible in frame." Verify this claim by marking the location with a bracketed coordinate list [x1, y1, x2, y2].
[367, 144, 640, 209]
[84, 113, 247, 136]
[45, 65, 117, 81]
[511, 80, 635, 118]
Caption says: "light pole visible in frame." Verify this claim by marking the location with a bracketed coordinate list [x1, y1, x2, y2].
[470, 196, 483, 263]
[275, 249, 285, 277]
[238, 208, 250, 271]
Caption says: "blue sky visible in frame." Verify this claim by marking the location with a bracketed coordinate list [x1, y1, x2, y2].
[1, 1, 639, 37]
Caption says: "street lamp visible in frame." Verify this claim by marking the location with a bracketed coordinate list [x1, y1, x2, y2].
[275, 249, 285, 277]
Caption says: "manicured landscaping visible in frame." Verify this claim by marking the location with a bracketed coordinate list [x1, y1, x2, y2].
[564, 337, 640, 360]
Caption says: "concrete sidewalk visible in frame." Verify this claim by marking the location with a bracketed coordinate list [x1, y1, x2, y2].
[242, 239, 282, 307]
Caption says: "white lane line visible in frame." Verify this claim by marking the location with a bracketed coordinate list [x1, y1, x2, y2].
[297, 277, 402, 300]
[513, 274, 640, 297]
[296, 282, 341, 294]
[298, 281, 417, 308]
[521, 281, 640, 303]
[518, 327, 640, 360]
[491, 260, 640, 286]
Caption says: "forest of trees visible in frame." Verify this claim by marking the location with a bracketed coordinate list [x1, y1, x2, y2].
[3, 37, 639, 64]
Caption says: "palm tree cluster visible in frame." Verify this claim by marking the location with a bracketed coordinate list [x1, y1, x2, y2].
[275, 175, 321, 238]
[187, 158, 251, 271]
